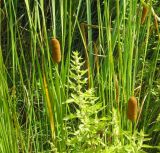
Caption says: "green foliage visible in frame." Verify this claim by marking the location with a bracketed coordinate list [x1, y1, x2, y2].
[64, 51, 152, 153]
[64, 51, 107, 152]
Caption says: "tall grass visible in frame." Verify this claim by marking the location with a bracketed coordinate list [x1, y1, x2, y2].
[0, 0, 160, 152]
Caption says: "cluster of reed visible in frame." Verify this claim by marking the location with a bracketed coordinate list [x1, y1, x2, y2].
[50, 37, 139, 123]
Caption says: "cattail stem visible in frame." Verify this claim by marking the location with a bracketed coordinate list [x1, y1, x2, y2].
[80, 23, 91, 89]
[42, 60, 55, 142]
[132, 121, 136, 134]
[93, 42, 99, 75]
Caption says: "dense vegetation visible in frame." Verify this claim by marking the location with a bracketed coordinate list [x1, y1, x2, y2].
[0, 0, 160, 152]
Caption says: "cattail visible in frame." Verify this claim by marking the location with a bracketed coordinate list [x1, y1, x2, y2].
[141, 5, 148, 24]
[127, 96, 138, 121]
[51, 38, 61, 63]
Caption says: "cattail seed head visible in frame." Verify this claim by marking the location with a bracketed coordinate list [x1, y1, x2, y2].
[127, 96, 138, 121]
[141, 5, 148, 24]
[51, 38, 61, 63]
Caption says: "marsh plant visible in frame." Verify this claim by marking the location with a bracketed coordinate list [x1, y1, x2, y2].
[0, 0, 160, 152]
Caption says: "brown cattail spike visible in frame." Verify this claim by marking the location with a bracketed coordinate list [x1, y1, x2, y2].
[127, 96, 138, 121]
[141, 5, 148, 24]
[51, 38, 61, 63]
